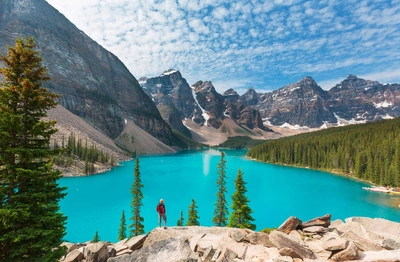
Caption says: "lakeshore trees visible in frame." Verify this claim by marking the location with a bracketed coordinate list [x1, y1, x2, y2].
[247, 118, 400, 187]
[0, 37, 66, 261]
[228, 168, 256, 230]
[187, 199, 200, 226]
[212, 151, 229, 226]
[129, 158, 145, 237]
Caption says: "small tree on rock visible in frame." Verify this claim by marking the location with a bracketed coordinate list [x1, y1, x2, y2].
[187, 199, 200, 226]
[177, 210, 184, 226]
[129, 158, 144, 236]
[93, 230, 100, 243]
[212, 151, 228, 226]
[118, 210, 127, 240]
[228, 168, 256, 230]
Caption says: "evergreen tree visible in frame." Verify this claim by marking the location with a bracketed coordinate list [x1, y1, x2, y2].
[228, 168, 256, 230]
[177, 210, 185, 226]
[187, 199, 200, 226]
[0, 37, 66, 261]
[93, 230, 100, 243]
[212, 151, 228, 226]
[118, 210, 127, 240]
[129, 158, 145, 237]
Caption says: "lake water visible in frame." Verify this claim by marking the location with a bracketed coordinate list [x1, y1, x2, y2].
[59, 149, 400, 243]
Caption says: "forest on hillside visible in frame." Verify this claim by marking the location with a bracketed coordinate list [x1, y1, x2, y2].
[247, 118, 400, 187]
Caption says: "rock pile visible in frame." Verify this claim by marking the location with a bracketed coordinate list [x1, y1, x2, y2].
[60, 215, 400, 262]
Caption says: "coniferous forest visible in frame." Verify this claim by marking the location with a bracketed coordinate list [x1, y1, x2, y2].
[247, 118, 400, 187]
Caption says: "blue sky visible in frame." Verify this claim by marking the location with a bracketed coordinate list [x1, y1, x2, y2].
[45, 0, 400, 94]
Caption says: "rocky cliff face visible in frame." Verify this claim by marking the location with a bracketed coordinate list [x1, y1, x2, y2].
[241, 75, 400, 128]
[139, 70, 203, 137]
[140, 72, 268, 134]
[0, 0, 172, 144]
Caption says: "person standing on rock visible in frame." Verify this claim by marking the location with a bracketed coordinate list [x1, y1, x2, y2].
[156, 199, 167, 229]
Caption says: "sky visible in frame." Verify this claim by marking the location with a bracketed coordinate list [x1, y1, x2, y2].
[45, 0, 400, 94]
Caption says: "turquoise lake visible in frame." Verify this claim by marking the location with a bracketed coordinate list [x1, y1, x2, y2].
[59, 149, 400, 243]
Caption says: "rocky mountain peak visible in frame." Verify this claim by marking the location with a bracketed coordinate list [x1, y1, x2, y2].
[332, 75, 380, 91]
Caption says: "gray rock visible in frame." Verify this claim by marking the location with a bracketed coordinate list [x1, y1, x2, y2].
[346, 217, 400, 243]
[278, 216, 302, 234]
[305, 239, 332, 261]
[111, 237, 198, 262]
[107, 246, 116, 258]
[245, 232, 273, 247]
[202, 245, 214, 262]
[379, 238, 400, 250]
[341, 230, 383, 251]
[125, 234, 147, 251]
[322, 238, 348, 251]
[86, 242, 109, 262]
[302, 226, 328, 234]
[230, 230, 246, 242]
[358, 250, 400, 261]
[269, 230, 316, 259]
[330, 241, 358, 261]
[212, 248, 222, 261]
[216, 248, 238, 262]
[64, 249, 83, 262]
[278, 247, 302, 259]
[61, 242, 78, 254]
[301, 214, 331, 229]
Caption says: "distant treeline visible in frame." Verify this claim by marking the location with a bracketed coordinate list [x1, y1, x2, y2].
[216, 136, 266, 149]
[247, 118, 400, 187]
[52, 132, 115, 174]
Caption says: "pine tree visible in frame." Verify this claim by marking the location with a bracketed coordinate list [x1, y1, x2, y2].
[129, 158, 145, 237]
[0, 37, 66, 261]
[93, 230, 100, 243]
[228, 168, 256, 230]
[118, 210, 127, 240]
[177, 210, 184, 226]
[187, 199, 200, 226]
[212, 151, 228, 226]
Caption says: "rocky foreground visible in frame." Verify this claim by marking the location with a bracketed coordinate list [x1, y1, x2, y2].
[60, 215, 400, 262]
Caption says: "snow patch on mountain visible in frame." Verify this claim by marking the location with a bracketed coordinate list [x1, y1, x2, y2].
[182, 119, 205, 137]
[374, 101, 393, 108]
[334, 113, 367, 126]
[161, 69, 178, 76]
[191, 87, 209, 126]
[280, 122, 311, 130]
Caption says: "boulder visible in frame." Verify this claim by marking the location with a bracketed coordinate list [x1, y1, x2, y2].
[322, 238, 348, 251]
[358, 249, 400, 261]
[330, 241, 358, 261]
[201, 245, 214, 262]
[230, 229, 247, 242]
[61, 242, 78, 254]
[269, 230, 316, 259]
[278, 216, 302, 234]
[341, 231, 383, 251]
[107, 246, 116, 258]
[64, 249, 84, 262]
[346, 217, 400, 243]
[288, 230, 302, 244]
[245, 232, 273, 247]
[379, 238, 400, 250]
[86, 242, 109, 262]
[301, 214, 331, 229]
[216, 248, 238, 262]
[302, 226, 328, 234]
[304, 239, 332, 261]
[115, 237, 198, 262]
[278, 247, 302, 259]
[125, 234, 147, 251]
[243, 245, 272, 261]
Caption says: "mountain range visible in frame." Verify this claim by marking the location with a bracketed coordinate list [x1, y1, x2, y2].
[1, 0, 400, 162]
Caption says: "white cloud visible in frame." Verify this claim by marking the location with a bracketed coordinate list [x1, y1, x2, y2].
[45, 0, 400, 93]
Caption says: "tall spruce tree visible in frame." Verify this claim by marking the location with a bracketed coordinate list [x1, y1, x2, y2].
[187, 199, 200, 226]
[129, 158, 144, 237]
[0, 37, 67, 261]
[212, 151, 228, 226]
[177, 210, 184, 226]
[228, 168, 256, 230]
[118, 210, 127, 240]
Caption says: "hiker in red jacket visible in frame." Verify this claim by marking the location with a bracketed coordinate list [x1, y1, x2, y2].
[156, 199, 167, 229]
